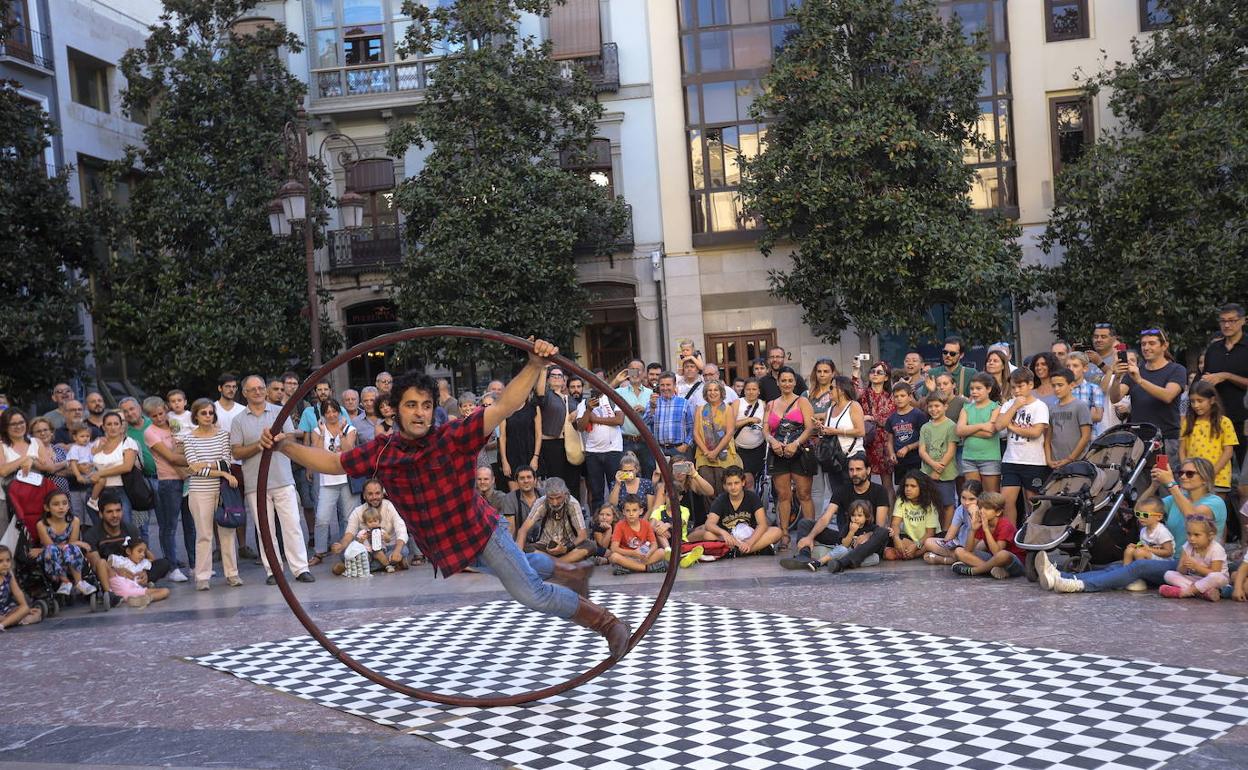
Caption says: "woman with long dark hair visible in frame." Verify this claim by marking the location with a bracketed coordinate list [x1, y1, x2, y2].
[762, 367, 816, 550]
[817, 375, 865, 500]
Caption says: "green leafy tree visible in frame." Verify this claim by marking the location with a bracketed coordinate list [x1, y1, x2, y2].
[1040, 0, 1248, 355]
[93, 0, 339, 396]
[385, 0, 629, 366]
[0, 65, 92, 403]
[739, 0, 1033, 346]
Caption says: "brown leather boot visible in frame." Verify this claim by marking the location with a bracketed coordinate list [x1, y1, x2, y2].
[550, 560, 594, 598]
[570, 597, 632, 659]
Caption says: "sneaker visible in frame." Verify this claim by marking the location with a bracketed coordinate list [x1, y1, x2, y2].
[126, 594, 152, 609]
[385, 565, 395, 573]
[265, 575, 277, 585]
[107, 592, 123, 609]
[756, 544, 777, 556]
[805, 560, 822, 573]
[1035, 549, 1058, 591]
[196, 580, 210, 591]
[168, 568, 189, 583]
[76, 580, 97, 596]
[1053, 575, 1085, 593]
[238, 546, 258, 559]
[56, 582, 72, 596]
[1125, 579, 1149, 592]
[612, 565, 631, 576]
[989, 566, 1010, 580]
[824, 559, 845, 574]
[951, 562, 974, 576]
[1159, 584, 1183, 599]
[780, 556, 813, 570]
[679, 546, 704, 569]
[295, 572, 315, 583]
[698, 553, 716, 562]
[226, 576, 244, 587]
[87, 497, 99, 512]
[646, 561, 668, 573]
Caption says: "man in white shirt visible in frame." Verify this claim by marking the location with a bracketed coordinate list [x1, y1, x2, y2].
[330, 478, 410, 574]
[687, 363, 738, 409]
[575, 389, 624, 513]
[214, 374, 246, 434]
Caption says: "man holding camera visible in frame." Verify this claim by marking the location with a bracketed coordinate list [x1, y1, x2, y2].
[575, 385, 625, 513]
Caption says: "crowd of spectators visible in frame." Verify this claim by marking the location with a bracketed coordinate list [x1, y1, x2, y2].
[2, 304, 1247, 629]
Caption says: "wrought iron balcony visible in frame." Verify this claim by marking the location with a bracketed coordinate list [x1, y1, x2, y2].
[558, 42, 619, 93]
[327, 224, 406, 273]
[0, 24, 53, 72]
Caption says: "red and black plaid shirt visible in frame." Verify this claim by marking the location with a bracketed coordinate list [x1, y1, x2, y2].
[340, 410, 496, 577]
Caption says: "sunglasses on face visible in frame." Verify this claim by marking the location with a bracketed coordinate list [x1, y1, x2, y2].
[942, 350, 958, 356]
[1134, 510, 1158, 519]
[1178, 470, 1199, 478]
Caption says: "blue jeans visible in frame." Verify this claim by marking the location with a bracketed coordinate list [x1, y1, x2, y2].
[584, 450, 622, 514]
[1062, 558, 1175, 592]
[155, 479, 187, 565]
[314, 482, 356, 554]
[470, 523, 578, 619]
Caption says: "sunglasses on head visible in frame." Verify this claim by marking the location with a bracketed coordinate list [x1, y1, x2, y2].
[1093, 322, 1113, 330]
[1139, 328, 1168, 343]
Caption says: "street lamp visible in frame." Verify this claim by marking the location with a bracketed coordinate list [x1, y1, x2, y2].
[267, 108, 366, 368]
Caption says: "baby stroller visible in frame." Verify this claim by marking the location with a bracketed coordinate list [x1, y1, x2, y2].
[1015, 422, 1163, 580]
[10, 509, 110, 616]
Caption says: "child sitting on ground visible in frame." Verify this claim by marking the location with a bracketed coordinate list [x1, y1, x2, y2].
[923, 480, 982, 566]
[1232, 560, 1248, 602]
[1161, 516, 1227, 601]
[356, 506, 395, 572]
[807, 500, 882, 572]
[610, 495, 668, 575]
[952, 491, 1025, 579]
[1122, 496, 1174, 565]
[108, 536, 171, 608]
[0, 545, 41, 629]
[886, 471, 940, 560]
[589, 504, 617, 566]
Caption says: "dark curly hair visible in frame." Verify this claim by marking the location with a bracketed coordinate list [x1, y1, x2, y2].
[390, 370, 439, 405]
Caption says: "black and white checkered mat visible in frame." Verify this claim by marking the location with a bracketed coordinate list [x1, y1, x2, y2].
[190, 593, 1248, 769]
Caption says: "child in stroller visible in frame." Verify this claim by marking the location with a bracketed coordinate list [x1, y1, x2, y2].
[11, 489, 112, 616]
[1015, 423, 1163, 579]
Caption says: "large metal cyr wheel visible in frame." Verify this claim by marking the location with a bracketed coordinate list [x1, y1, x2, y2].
[254, 326, 679, 707]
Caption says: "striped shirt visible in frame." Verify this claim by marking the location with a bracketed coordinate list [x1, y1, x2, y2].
[182, 429, 234, 492]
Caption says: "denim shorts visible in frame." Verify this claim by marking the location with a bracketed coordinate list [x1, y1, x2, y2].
[973, 549, 1025, 577]
[1001, 462, 1049, 492]
[959, 457, 1002, 476]
[934, 480, 957, 508]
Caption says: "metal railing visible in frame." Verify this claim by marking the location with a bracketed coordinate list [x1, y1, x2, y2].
[558, 42, 619, 93]
[0, 24, 53, 71]
[327, 224, 406, 272]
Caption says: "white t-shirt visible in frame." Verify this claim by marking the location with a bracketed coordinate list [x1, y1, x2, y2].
[93, 436, 140, 487]
[1138, 523, 1174, 559]
[1000, 397, 1049, 466]
[735, 399, 766, 449]
[213, 401, 246, 434]
[315, 423, 354, 486]
[576, 398, 623, 454]
[167, 410, 195, 437]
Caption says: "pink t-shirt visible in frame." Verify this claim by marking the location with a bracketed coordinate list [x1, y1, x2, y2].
[143, 424, 180, 480]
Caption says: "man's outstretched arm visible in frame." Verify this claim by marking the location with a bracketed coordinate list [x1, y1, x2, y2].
[260, 428, 346, 475]
[483, 338, 558, 437]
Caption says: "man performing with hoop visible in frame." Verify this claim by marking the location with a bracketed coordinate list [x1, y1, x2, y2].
[260, 339, 632, 658]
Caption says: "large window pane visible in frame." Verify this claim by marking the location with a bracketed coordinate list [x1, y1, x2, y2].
[699, 30, 733, 71]
[685, 85, 701, 124]
[732, 26, 771, 69]
[736, 79, 760, 120]
[343, 0, 383, 24]
[702, 81, 737, 123]
[689, 129, 705, 189]
[722, 125, 741, 185]
[682, 34, 695, 75]
[995, 99, 1012, 160]
[697, 0, 729, 26]
[315, 0, 336, 25]
[706, 128, 726, 186]
[707, 191, 742, 231]
[966, 100, 994, 164]
[315, 29, 339, 68]
[729, 0, 770, 24]
[953, 1, 989, 40]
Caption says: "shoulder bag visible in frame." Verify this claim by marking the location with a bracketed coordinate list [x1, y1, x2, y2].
[120, 445, 156, 510]
[563, 395, 585, 466]
[734, 401, 764, 449]
[815, 404, 859, 475]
